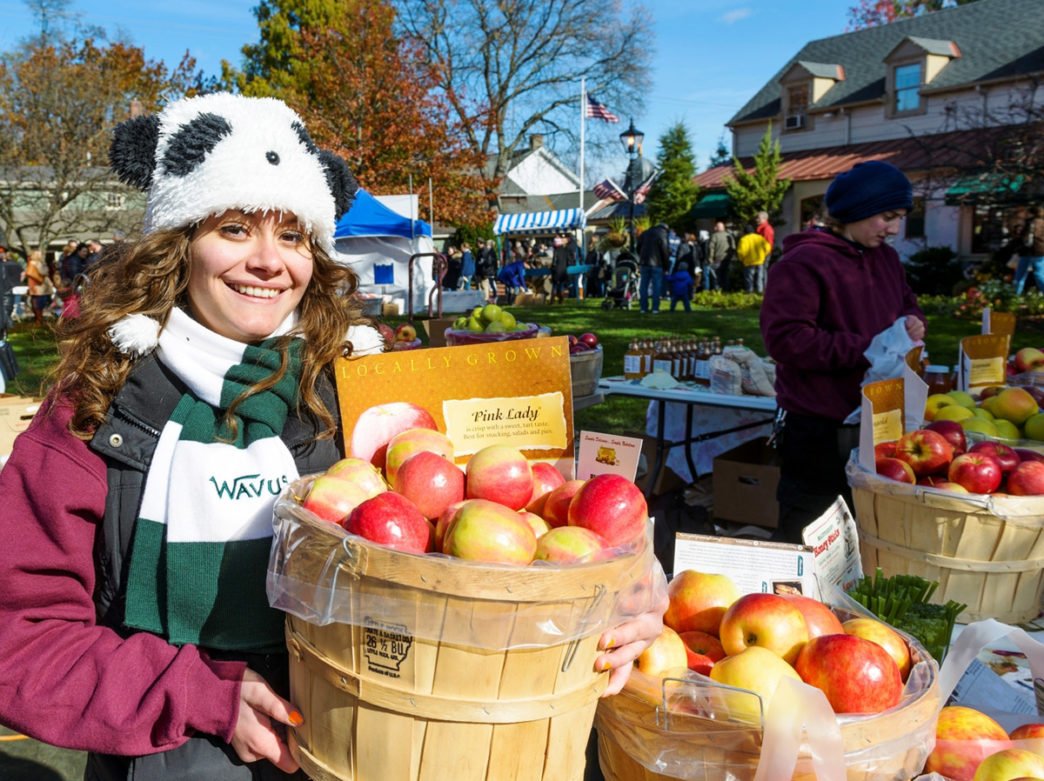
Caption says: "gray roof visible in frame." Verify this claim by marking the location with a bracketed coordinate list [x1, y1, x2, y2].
[795, 61, 845, 79]
[730, 0, 1044, 124]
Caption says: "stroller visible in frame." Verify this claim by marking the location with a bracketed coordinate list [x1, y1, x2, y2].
[601, 258, 639, 310]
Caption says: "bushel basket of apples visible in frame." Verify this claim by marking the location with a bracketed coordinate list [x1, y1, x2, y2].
[594, 571, 941, 781]
[847, 432, 1044, 625]
[267, 437, 665, 781]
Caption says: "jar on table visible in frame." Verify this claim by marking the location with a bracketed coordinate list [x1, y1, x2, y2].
[923, 365, 953, 395]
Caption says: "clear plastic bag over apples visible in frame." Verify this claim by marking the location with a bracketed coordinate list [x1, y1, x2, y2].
[267, 478, 667, 650]
[595, 604, 940, 781]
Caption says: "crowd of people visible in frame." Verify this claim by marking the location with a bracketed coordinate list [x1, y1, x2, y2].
[0, 239, 105, 330]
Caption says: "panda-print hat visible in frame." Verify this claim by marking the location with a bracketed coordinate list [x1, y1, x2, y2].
[109, 93, 358, 255]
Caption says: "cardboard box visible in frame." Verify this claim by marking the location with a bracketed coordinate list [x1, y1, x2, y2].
[0, 395, 40, 457]
[421, 317, 457, 348]
[712, 437, 780, 529]
[637, 435, 688, 497]
[381, 301, 402, 317]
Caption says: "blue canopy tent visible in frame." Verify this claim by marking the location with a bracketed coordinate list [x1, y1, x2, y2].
[334, 189, 436, 315]
[493, 208, 586, 236]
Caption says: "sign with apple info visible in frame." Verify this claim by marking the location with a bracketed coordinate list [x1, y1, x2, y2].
[800, 497, 863, 596]
[903, 347, 929, 432]
[576, 431, 642, 482]
[858, 378, 905, 470]
[672, 534, 817, 598]
[957, 333, 1010, 391]
[334, 336, 575, 475]
[982, 307, 1017, 338]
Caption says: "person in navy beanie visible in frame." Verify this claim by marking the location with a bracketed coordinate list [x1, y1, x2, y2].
[760, 160, 924, 543]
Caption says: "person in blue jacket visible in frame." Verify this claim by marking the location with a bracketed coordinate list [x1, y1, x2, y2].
[497, 257, 528, 303]
[665, 259, 694, 312]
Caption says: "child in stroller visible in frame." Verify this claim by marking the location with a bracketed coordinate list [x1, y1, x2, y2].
[601, 257, 639, 310]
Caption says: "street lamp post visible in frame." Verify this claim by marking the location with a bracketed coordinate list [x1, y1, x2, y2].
[619, 118, 645, 253]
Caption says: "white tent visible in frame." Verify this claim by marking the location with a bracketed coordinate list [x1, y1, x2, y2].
[334, 190, 436, 315]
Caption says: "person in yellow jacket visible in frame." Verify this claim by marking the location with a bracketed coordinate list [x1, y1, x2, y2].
[737, 224, 772, 293]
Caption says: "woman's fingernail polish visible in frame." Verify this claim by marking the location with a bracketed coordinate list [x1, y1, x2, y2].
[603, 635, 615, 649]
[288, 710, 304, 726]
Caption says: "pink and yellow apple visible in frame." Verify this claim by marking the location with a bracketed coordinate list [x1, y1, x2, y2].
[343, 491, 433, 553]
[718, 593, 810, 663]
[678, 630, 725, 674]
[924, 705, 1010, 780]
[779, 594, 844, 639]
[393, 451, 465, 520]
[709, 645, 802, 724]
[894, 429, 955, 476]
[465, 444, 533, 510]
[877, 456, 916, 483]
[794, 634, 902, 714]
[567, 473, 648, 548]
[949, 452, 1004, 494]
[664, 570, 739, 636]
[541, 479, 585, 527]
[384, 427, 454, 485]
[635, 626, 690, 677]
[533, 525, 603, 563]
[526, 462, 567, 515]
[1015, 347, 1044, 373]
[842, 617, 911, 680]
[993, 387, 1040, 426]
[517, 510, 551, 539]
[1007, 460, 1044, 496]
[302, 475, 373, 524]
[441, 498, 537, 564]
[972, 748, 1044, 781]
[323, 457, 388, 498]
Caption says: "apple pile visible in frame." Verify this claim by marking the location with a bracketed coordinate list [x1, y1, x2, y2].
[924, 384, 1044, 443]
[567, 332, 600, 356]
[635, 570, 911, 718]
[451, 303, 530, 334]
[874, 425, 1044, 495]
[299, 417, 647, 565]
[924, 705, 1044, 781]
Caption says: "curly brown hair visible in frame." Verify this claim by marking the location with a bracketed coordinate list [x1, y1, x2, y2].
[51, 223, 366, 440]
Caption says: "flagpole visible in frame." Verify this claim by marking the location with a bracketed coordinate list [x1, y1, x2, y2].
[579, 77, 585, 229]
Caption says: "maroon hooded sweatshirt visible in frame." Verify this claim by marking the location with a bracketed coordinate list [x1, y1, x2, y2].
[760, 229, 922, 422]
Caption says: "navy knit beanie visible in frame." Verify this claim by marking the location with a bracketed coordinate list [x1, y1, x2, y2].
[825, 161, 913, 224]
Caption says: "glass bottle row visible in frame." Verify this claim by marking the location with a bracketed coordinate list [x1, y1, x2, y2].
[623, 337, 745, 384]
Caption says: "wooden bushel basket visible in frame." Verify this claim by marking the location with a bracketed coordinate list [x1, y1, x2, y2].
[848, 463, 1044, 623]
[272, 496, 654, 781]
[594, 615, 940, 781]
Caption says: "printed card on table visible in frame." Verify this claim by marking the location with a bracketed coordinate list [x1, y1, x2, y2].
[576, 431, 643, 483]
[801, 497, 863, 597]
[334, 336, 575, 476]
[958, 334, 1010, 391]
[858, 378, 905, 470]
[673, 534, 817, 597]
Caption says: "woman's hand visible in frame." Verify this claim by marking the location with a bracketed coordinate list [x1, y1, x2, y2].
[905, 314, 926, 342]
[595, 606, 666, 695]
[230, 667, 302, 773]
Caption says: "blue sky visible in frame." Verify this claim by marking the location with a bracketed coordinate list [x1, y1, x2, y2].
[0, 0, 853, 175]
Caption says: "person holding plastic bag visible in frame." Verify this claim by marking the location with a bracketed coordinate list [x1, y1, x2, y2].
[0, 94, 663, 781]
[761, 160, 924, 544]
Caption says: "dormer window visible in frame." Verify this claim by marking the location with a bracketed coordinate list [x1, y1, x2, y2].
[786, 84, 809, 130]
[778, 61, 844, 133]
[893, 62, 923, 113]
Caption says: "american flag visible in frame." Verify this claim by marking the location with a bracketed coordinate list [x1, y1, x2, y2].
[585, 94, 620, 123]
[593, 178, 626, 202]
[633, 172, 658, 205]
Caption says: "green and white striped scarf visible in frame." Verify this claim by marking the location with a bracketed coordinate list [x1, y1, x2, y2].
[123, 308, 301, 651]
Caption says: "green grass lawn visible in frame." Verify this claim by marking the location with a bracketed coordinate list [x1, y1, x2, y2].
[7, 300, 1043, 440]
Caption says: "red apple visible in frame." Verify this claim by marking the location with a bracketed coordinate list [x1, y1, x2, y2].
[579, 332, 599, 349]
[842, 617, 912, 680]
[323, 457, 388, 498]
[541, 480, 585, 527]
[526, 461, 566, 515]
[567, 473, 648, 548]
[343, 491, 432, 553]
[517, 510, 551, 539]
[794, 634, 902, 714]
[393, 451, 465, 520]
[969, 441, 1020, 474]
[533, 526, 604, 563]
[664, 570, 739, 636]
[1010, 723, 1044, 740]
[894, 429, 955, 476]
[349, 402, 438, 470]
[678, 630, 726, 663]
[465, 444, 533, 510]
[1007, 460, 1044, 495]
[874, 441, 898, 460]
[926, 419, 968, 455]
[921, 479, 970, 494]
[877, 456, 916, 483]
[301, 475, 373, 524]
[384, 427, 454, 485]
[779, 594, 844, 639]
[926, 705, 1011, 780]
[441, 498, 537, 564]
[1015, 347, 1044, 373]
[434, 500, 467, 551]
[948, 452, 1003, 494]
[718, 593, 810, 664]
[1014, 448, 1044, 463]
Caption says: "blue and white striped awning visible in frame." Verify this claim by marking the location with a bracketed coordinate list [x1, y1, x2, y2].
[493, 208, 586, 236]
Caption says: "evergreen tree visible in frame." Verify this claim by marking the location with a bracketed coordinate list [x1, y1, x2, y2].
[645, 123, 699, 231]
[723, 124, 789, 227]
[708, 134, 731, 168]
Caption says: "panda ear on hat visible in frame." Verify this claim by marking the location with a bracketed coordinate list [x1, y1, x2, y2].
[109, 114, 161, 191]
[319, 150, 359, 221]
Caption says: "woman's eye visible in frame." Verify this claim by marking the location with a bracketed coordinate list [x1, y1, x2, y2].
[220, 223, 248, 237]
[281, 231, 305, 243]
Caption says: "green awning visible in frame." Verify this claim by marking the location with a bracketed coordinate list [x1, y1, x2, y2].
[690, 192, 730, 219]
[944, 173, 1025, 206]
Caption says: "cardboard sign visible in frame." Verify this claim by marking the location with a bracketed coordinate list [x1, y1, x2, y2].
[858, 378, 905, 469]
[0, 395, 39, 457]
[673, 534, 817, 597]
[904, 347, 929, 432]
[958, 334, 1010, 390]
[982, 308, 1017, 338]
[800, 497, 863, 596]
[334, 336, 575, 473]
[576, 431, 642, 482]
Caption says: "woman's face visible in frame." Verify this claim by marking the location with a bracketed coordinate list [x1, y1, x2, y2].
[186, 209, 313, 343]
[842, 210, 906, 248]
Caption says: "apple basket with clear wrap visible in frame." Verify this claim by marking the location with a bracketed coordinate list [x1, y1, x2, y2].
[594, 606, 941, 781]
[845, 456, 1044, 624]
[268, 479, 666, 781]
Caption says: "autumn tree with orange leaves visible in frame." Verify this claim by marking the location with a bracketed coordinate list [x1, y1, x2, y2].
[235, 0, 489, 228]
